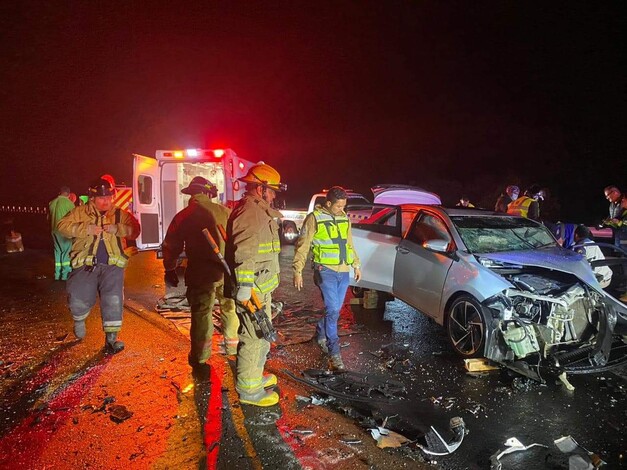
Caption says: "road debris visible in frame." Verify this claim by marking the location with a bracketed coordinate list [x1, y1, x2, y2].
[340, 434, 362, 445]
[490, 437, 548, 470]
[417, 417, 466, 456]
[290, 426, 314, 435]
[109, 404, 133, 423]
[464, 358, 500, 372]
[283, 368, 406, 403]
[554, 435, 606, 469]
[369, 426, 411, 449]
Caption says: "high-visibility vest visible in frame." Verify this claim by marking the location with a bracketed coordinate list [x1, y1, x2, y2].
[507, 196, 534, 218]
[311, 210, 354, 265]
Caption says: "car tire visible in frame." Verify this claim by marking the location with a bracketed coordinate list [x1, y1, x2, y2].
[446, 295, 487, 358]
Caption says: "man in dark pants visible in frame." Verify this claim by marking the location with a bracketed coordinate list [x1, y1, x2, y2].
[57, 178, 140, 353]
[162, 176, 237, 371]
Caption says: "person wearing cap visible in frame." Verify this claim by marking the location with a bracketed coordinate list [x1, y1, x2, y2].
[162, 176, 238, 374]
[293, 186, 361, 371]
[225, 163, 285, 407]
[57, 178, 140, 354]
[507, 184, 542, 221]
[494, 185, 519, 213]
[48, 186, 76, 280]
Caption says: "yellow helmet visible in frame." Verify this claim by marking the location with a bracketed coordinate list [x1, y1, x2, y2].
[238, 163, 287, 192]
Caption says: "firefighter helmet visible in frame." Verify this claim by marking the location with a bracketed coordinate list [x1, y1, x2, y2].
[181, 176, 218, 198]
[238, 163, 287, 192]
[88, 178, 115, 197]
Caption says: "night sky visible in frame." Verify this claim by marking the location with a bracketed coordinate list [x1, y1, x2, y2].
[1, 1, 625, 223]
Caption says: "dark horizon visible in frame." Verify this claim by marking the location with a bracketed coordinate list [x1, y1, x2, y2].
[1, 1, 625, 225]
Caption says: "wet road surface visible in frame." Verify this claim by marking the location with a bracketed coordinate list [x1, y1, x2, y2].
[1, 225, 625, 468]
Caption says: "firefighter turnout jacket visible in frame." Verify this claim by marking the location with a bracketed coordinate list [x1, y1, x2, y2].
[57, 202, 140, 269]
[162, 193, 230, 287]
[293, 205, 361, 275]
[226, 193, 282, 295]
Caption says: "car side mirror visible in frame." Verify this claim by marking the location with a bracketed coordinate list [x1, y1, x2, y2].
[423, 239, 449, 253]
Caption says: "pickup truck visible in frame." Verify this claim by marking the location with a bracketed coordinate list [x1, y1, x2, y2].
[279, 190, 371, 243]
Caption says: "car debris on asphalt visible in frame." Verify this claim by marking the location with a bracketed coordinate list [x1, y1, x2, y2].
[554, 435, 606, 469]
[490, 437, 549, 470]
[416, 416, 467, 456]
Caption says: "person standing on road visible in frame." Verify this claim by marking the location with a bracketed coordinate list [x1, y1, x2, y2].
[603, 185, 627, 228]
[57, 178, 140, 354]
[49, 186, 76, 280]
[225, 163, 285, 407]
[507, 184, 542, 221]
[293, 186, 362, 371]
[494, 185, 519, 213]
[162, 176, 239, 372]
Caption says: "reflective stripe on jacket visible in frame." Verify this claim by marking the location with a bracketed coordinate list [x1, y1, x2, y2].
[507, 196, 534, 218]
[226, 193, 282, 294]
[57, 201, 140, 269]
[311, 210, 354, 265]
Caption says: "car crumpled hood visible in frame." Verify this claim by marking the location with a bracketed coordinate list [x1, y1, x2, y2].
[479, 247, 599, 286]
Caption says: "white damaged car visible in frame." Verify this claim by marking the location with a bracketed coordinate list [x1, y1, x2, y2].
[351, 204, 627, 380]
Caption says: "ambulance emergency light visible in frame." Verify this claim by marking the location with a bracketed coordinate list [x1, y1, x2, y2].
[156, 149, 228, 161]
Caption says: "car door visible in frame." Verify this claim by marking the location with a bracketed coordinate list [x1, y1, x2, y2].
[393, 211, 455, 321]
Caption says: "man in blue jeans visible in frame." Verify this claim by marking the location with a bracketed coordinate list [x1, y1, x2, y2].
[293, 186, 361, 370]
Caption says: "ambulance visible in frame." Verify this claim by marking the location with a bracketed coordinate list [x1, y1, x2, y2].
[132, 148, 256, 251]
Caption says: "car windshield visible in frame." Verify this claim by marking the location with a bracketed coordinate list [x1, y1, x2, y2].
[450, 216, 557, 253]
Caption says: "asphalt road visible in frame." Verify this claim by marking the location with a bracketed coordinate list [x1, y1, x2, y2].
[1, 224, 626, 468]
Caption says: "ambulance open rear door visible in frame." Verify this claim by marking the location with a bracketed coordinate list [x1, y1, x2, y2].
[133, 153, 162, 250]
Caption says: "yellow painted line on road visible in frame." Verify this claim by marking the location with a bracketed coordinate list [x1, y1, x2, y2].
[220, 356, 263, 470]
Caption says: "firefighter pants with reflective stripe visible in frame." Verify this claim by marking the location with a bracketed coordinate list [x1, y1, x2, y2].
[216, 283, 239, 354]
[67, 264, 125, 333]
[235, 291, 272, 396]
[52, 231, 72, 280]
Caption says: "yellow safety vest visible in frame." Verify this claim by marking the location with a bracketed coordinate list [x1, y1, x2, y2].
[311, 210, 354, 265]
[507, 196, 534, 218]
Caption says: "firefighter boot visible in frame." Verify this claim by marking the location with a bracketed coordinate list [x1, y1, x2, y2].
[262, 373, 278, 389]
[73, 320, 86, 340]
[329, 354, 345, 371]
[105, 332, 125, 354]
[239, 389, 279, 407]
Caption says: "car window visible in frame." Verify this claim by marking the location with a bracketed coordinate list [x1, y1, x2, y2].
[450, 216, 557, 253]
[401, 210, 417, 236]
[406, 213, 452, 246]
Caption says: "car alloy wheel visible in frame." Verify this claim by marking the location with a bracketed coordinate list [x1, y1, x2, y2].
[446, 295, 486, 358]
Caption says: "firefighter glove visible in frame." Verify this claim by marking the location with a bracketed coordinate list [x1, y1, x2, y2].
[104, 224, 118, 235]
[87, 224, 102, 236]
[236, 286, 252, 302]
[164, 270, 179, 287]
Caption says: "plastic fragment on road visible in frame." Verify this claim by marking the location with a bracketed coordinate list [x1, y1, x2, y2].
[464, 358, 500, 372]
[416, 416, 466, 456]
[340, 434, 362, 445]
[558, 372, 576, 391]
[291, 426, 314, 435]
[108, 404, 133, 423]
[369, 426, 411, 448]
[554, 435, 606, 469]
[489, 437, 548, 470]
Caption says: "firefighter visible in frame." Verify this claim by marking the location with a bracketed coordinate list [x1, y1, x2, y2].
[293, 186, 361, 371]
[162, 176, 239, 372]
[49, 186, 76, 280]
[225, 163, 285, 407]
[57, 178, 140, 353]
[506, 184, 541, 221]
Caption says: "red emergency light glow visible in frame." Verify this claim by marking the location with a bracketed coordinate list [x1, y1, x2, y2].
[213, 149, 225, 158]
